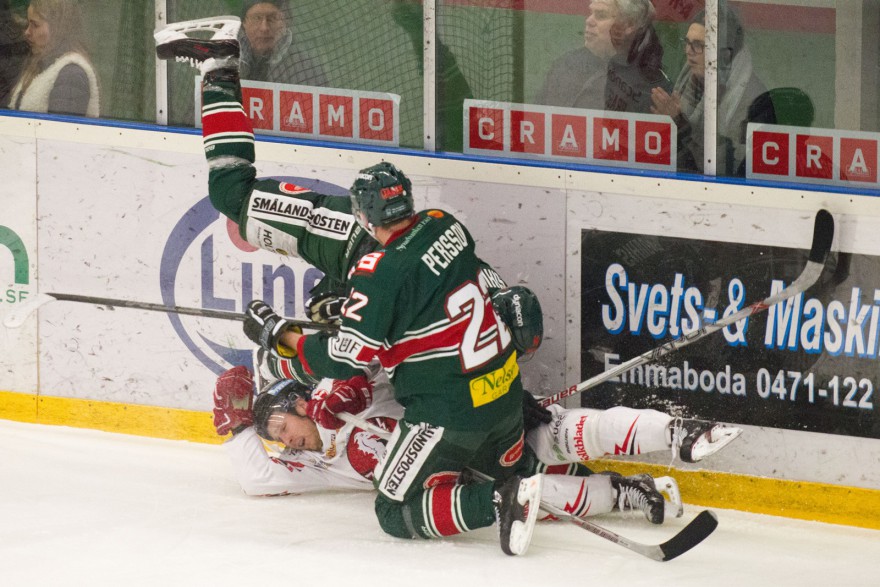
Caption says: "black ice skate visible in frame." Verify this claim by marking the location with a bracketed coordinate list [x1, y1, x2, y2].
[610, 473, 665, 525]
[672, 418, 744, 463]
[154, 16, 241, 72]
[493, 474, 543, 556]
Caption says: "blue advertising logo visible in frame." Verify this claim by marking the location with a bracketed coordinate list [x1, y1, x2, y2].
[160, 177, 348, 374]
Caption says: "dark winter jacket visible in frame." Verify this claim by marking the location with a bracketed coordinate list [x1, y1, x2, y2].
[605, 25, 671, 113]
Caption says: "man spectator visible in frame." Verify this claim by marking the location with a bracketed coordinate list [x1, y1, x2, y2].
[239, 0, 328, 86]
[536, 0, 669, 114]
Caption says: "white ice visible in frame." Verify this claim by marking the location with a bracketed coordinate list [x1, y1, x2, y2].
[1, 419, 877, 587]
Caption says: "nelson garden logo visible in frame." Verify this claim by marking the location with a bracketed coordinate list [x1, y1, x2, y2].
[0, 225, 30, 304]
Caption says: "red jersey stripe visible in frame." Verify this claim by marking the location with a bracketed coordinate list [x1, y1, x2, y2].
[203, 110, 253, 137]
[429, 484, 461, 536]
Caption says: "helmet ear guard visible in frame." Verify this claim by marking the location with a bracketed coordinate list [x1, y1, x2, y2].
[349, 162, 414, 235]
[252, 379, 313, 440]
[491, 286, 544, 359]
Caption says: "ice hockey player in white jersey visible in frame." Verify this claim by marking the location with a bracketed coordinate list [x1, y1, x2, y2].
[218, 368, 399, 496]
[213, 362, 742, 525]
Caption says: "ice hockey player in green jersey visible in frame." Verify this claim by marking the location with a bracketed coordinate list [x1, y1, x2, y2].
[267, 161, 546, 555]
[154, 16, 542, 553]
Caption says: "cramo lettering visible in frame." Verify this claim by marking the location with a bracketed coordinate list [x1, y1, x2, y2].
[421, 222, 468, 276]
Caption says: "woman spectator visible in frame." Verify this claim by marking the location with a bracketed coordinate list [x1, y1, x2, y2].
[0, 0, 29, 106]
[651, 6, 774, 175]
[6, 0, 99, 117]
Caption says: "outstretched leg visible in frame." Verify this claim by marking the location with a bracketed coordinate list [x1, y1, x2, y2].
[528, 404, 742, 464]
[154, 17, 256, 223]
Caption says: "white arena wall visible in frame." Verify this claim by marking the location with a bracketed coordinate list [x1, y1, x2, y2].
[0, 114, 878, 528]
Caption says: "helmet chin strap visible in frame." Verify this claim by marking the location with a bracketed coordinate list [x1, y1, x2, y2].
[356, 210, 378, 238]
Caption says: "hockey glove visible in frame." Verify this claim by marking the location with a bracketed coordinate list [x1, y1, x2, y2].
[307, 375, 373, 429]
[243, 300, 301, 358]
[522, 390, 552, 434]
[213, 365, 255, 436]
[305, 291, 345, 324]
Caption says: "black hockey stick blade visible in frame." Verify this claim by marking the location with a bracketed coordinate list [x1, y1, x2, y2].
[809, 209, 834, 264]
[537, 498, 718, 562]
[657, 509, 718, 561]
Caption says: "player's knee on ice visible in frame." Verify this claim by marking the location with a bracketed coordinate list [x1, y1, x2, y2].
[374, 494, 422, 539]
[374, 484, 498, 540]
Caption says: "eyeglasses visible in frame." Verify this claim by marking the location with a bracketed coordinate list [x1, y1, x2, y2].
[245, 14, 284, 27]
[681, 37, 705, 54]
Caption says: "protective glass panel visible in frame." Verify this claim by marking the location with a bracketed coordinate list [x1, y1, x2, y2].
[434, 0, 521, 152]
[741, 1, 880, 189]
[1, 0, 154, 122]
[166, 0, 425, 149]
[457, 1, 685, 171]
[712, 1, 834, 179]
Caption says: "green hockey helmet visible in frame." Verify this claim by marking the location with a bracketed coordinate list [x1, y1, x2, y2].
[491, 286, 544, 360]
[252, 379, 313, 441]
[350, 162, 414, 236]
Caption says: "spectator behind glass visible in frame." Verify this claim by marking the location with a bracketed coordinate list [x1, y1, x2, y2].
[239, 0, 328, 86]
[651, 7, 775, 175]
[536, 0, 669, 113]
[0, 0, 28, 106]
[6, 0, 98, 117]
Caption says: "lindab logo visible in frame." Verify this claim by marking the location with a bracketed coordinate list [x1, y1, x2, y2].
[0, 225, 30, 304]
[160, 177, 348, 374]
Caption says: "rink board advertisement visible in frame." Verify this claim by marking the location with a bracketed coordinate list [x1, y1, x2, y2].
[0, 126, 568, 412]
[0, 132, 38, 393]
[4, 116, 880, 497]
[580, 229, 879, 439]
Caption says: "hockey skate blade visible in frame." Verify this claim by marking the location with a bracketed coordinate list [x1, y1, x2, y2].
[153, 15, 241, 42]
[507, 475, 544, 556]
[3, 293, 57, 329]
[658, 510, 718, 561]
[690, 425, 744, 462]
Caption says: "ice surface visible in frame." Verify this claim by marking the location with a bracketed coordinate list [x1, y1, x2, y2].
[1, 419, 877, 587]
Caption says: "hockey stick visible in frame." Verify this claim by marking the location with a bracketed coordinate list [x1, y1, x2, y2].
[338, 412, 717, 561]
[2, 292, 337, 333]
[541, 208, 835, 407]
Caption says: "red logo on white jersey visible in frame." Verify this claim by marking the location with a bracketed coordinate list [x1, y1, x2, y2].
[270, 457, 306, 473]
[347, 429, 386, 480]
